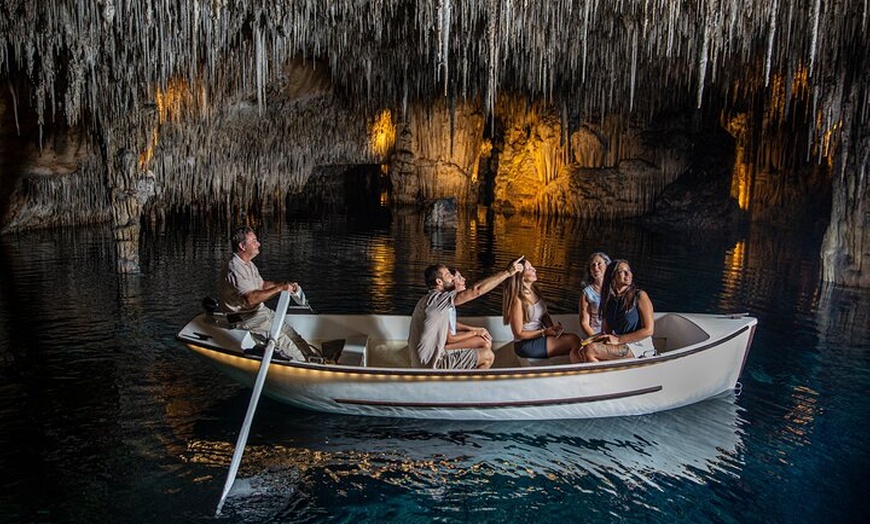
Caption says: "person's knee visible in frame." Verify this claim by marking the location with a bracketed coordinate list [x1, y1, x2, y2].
[586, 343, 602, 362]
[477, 348, 494, 368]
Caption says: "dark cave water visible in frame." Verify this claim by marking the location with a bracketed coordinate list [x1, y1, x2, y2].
[0, 208, 867, 523]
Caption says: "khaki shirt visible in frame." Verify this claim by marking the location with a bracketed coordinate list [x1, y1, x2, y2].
[218, 253, 265, 315]
[408, 289, 456, 368]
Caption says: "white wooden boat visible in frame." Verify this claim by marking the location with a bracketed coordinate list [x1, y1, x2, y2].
[177, 307, 756, 420]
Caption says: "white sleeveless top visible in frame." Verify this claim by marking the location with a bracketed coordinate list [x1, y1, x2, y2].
[582, 284, 602, 334]
[520, 300, 547, 335]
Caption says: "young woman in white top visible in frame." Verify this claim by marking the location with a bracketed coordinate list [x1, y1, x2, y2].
[578, 252, 611, 337]
[501, 259, 581, 359]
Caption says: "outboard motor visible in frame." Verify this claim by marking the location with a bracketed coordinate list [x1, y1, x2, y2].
[202, 296, 220, 314]
[201, 296, 233, 327]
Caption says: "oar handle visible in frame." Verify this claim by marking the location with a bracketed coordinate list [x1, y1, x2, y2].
[216, 291, 291, 516]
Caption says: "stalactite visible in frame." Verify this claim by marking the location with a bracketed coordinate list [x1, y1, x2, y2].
[765, 0, 778, 87]
[0, 0, 865, 216]
[6, 80, 19, 134]
[809, 0, 821, 78]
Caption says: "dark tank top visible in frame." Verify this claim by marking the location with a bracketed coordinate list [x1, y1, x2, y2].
[603, 293, 640, 335]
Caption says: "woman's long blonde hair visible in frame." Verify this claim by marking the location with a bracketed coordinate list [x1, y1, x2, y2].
[501, 266, 545, 324]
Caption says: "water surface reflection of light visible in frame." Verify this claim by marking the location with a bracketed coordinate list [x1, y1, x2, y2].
[189, 396, 746, 520]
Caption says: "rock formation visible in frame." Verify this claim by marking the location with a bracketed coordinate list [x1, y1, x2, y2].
[0, 1, 866, 285]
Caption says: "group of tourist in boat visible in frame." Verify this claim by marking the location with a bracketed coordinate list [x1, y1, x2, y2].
[217, 225, 655, 369]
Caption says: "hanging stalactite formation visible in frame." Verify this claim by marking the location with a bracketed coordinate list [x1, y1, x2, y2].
[0, 0, 864, 143]
[0, 1, 868, 283]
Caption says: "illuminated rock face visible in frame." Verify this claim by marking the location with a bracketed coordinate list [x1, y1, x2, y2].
[492, 106, 690, 218]
[390, 101, 485, 205]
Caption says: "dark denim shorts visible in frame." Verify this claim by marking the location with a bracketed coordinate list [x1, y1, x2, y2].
[514, 336, 548, 358]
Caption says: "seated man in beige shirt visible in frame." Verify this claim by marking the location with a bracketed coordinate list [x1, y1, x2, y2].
[407, 256, 524, 369]
[218, 225, 317, 361]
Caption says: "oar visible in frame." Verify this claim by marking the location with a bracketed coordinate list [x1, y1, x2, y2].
[215, 290, 291, 516]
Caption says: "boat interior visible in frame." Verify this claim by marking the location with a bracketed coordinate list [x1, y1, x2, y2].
[329, 313, 711, 369]
[192, 305, 713, 369]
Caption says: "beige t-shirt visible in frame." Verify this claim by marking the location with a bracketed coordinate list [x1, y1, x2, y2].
[408, 289, 456, 368]
[218, 253, 265, 315]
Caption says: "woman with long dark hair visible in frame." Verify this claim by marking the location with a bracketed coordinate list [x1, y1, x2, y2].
[585, 259, 655, 362]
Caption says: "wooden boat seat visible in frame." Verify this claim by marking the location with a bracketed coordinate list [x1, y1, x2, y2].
[337, 334, 369, 366]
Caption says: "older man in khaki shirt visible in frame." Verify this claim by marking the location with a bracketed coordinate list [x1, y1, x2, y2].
[218, 225, 317, 361]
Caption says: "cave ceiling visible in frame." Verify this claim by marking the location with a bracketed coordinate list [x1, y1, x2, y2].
[0, 1, 867, 144]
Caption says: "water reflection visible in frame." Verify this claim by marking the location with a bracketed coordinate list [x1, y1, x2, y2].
[189, 395, 745, 520]
[2, 211, 868, 523]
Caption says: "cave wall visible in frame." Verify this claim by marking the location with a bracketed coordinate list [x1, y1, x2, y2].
[1, 0, 866, 284]
[0, 88, 110, 232]
[492, 106, 691, 217]
[390, 100, 485, 205]
[0, 72, 832, 231]
[821, 74, 870, 288]
[0, 59, 861, 285]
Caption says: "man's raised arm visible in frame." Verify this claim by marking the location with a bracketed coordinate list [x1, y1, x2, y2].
[455, 256, 525, 306]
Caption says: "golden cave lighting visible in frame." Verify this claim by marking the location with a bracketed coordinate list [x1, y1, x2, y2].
[370, 109, 396, 161]
[791, 64, 810, 100]
[480, 139, 493, 158]
[531, 139, 563, 185]
[730, 145, 752, 211]
[369, 238, 396, 306]
[815, 118, 841, 167]
[138, 127, 159, 168]
[725, 240, 746, 273]
[139, 78, 202, 169]
[156, 78, 200, 124]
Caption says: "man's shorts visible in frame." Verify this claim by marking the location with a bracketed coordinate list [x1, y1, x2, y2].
[436, 348, 479, 369]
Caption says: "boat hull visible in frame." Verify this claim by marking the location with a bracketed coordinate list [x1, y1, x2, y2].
[179, 312, 756, 420]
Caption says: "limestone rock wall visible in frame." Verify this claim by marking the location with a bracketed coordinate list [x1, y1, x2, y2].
[821, 74, 870, 288]
[492, 106, 689, 217]
[390, 101, 485, 205]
